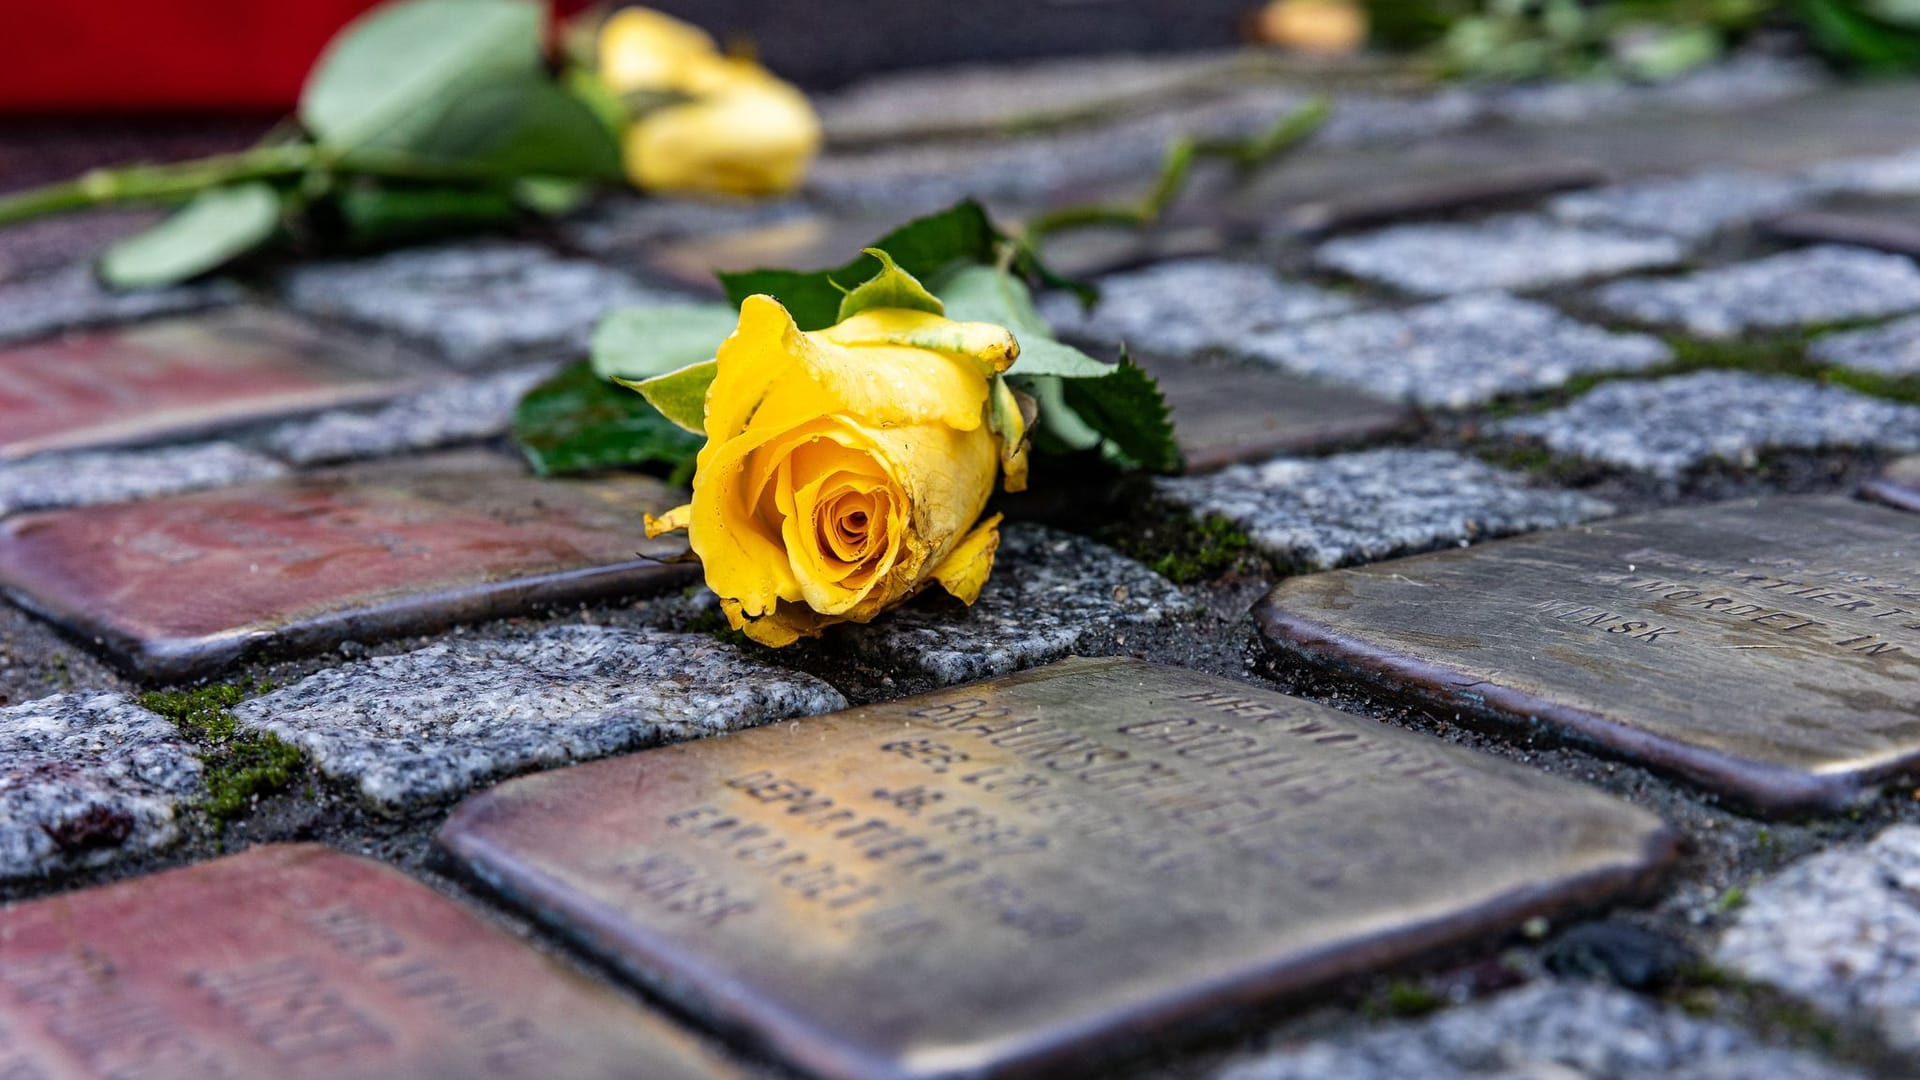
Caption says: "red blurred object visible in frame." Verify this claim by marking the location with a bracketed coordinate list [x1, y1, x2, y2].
[0, 1, 386, 113]
[0, 0, 589, 115]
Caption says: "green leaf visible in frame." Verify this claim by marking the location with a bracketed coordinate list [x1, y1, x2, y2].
[1800, 0, 1920, 72]
[301, 0, 543, 149]
[512, 360, 703, 476]
[719, 200, 1000, 330]
[1059, 353, 1181, 473]
[934, 263, 1112, 378]
[591, 303, 740, 381]
[99, 182, 282, 288]
[616, 361, 716, 434]
[348, 76, 624, 180]
[513, 176, 593, 217]
[837, 248, 945, 322]
[334, 182, 518, 247]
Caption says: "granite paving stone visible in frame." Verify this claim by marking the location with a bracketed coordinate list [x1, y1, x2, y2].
[1808, 313, 1920, 377]
[1215, 981, 1861, 1080]
[0, 207, 164, 284]
[1806, 145, 1920, 197]
[839, 523, 1196, 686]
[0, 451, 692, 679]
[1314, 215, 1686, 297]
[1499, 371, 1920, 478]
[438, 656, 1676, 1080]
[0, 843, 744, 1079]
[1547, 169, 1813, 241]
[0, 307, 427, 461]
[262, 365, 552, 465]
[1486, 54, 1825, 125]
[1037, 258, 1358, 356]
[1715, 826, 1920, 1054]
[1155, 449, 1612, 571]
[234, 626, 847, 812]
[0, 692, 203, 880]
[1864, 454, 1920, 513]
[1243, 293, 1672, 408]
[281, 241, 687, 366]
[0, 264, 241, 345]
[1590, 245, 1920, 337]
[0, 442, 286, 517]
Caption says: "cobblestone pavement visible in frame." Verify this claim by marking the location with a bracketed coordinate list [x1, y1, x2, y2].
[3, 50, 1920, 1080]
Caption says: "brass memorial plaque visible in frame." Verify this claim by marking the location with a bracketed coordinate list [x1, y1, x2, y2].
[0, 844, 739, 1080]
[1258, 495, 1920, 815]
[437, 656, 1675, 1080]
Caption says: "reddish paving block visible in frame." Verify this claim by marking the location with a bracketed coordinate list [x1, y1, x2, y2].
[0, 843, 739, 1080]
[0, 308, 426, 460]
[0, 451, 693, 679]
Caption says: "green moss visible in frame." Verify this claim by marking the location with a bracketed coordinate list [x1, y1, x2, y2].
[140, 682, 304, 825]
[1365, 978, 1448, 1020]
[1119, 514, 1257, 584]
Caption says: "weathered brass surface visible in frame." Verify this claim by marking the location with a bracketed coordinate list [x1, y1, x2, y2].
[0, 450, 691, 679]
[0, 308, 422, 460]
[1258, 495, 1920, 815]
[0, 844, 739, 1080]
[1140, 352, 1413, 471]
[1865, 456, 1920, 515]
[438, 656, 1674, 1080]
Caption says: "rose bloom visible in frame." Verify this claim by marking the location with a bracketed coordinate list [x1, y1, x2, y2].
[646, 295, 1026, 646]
[597, 7, 821, 197]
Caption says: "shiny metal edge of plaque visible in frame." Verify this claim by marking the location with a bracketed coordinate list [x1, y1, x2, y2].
[437, 655, 1676, 1080]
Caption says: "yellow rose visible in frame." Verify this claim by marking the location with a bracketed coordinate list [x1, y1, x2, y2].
[645, 296, 1026, 646]
[595, 7, 822, 197]
[623, 64, 821, 197]
[1254, 0, 1369, 56]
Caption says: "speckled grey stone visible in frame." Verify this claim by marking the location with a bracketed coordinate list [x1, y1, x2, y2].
[839, 524, 1194, 687]
[233, 625, 847, 812]
[1488, 54, 1824, 125]
[281, 241, 686, 366]
[1315, 215, 1686, 297]
[1037, 259, 1357, 356]
[0, 692, 204, 881]
[0, 442, 286, 516]
[1806, 146, 1920, 197]
[262, 365, 552, 465]
[1216, 981, 1860, 1080]
[1716, 826, 1920, 1054]
[0, 265, 240, 345]
[1499, 370, 1920, 478]
[1243, 293, 1671, 408]
[1591, 245, 1920, 337]
[1548, 170, 1812, 241]
[557, 196, 810, 260]
[1156, 449, 1612, 571]
[1809, 313, 1920, 377]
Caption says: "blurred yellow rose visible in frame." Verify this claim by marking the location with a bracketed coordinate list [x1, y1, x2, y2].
[1254, 0, 1368, 56]
[645, 295, 1026, 647]
[596, 7, 821, 197]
